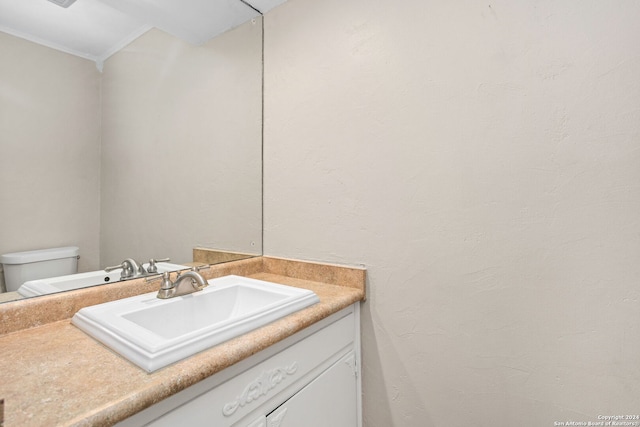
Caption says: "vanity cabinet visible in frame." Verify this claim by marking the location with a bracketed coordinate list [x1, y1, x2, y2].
[117, 303, 361, 427]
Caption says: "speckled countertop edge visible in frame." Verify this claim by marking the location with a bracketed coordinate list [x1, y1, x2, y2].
[0, 257, 365, 427]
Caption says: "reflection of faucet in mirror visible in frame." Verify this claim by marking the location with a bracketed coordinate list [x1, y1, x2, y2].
[157, 267, 209, 299]
[104, 258, 148, 280]
[146, 258, 170, 274]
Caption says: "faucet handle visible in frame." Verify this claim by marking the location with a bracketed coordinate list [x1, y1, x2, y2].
[104, 262, 125, 272]
[159, 272, 173, 290]
[147, 258, 171, 273]
[191, 264, 210, 273]
[156, 272, 176, 299]
[104, 262, 134, 280]
[145, 275, 163, 284]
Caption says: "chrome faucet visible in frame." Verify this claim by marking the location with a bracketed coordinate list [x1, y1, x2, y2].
[104, 258, 147, 280]
[157, 268, 208, 299]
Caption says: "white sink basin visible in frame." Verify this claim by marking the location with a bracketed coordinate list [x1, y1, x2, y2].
[71, 275, 320, 372]
[17, 262, 188, 297]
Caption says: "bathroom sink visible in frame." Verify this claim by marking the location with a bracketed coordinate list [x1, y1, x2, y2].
[17, 262, 188, 297]
[71, 275, 320, 372]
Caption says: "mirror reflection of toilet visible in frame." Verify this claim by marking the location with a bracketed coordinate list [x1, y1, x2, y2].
[0, 247, 79, 293]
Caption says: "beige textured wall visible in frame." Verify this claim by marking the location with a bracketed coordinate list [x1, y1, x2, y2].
[100, 20, 262, 267]
[263, 0, 640, 425]
[0, 32, 101, 288]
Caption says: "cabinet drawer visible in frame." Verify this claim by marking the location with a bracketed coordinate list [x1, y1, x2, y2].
[146, 310, 355, 426]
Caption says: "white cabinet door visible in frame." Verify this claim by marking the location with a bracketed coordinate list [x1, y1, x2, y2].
[266, 351, 357, 427]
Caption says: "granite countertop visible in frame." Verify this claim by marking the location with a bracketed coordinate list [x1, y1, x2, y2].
[0, 257, 365, 427]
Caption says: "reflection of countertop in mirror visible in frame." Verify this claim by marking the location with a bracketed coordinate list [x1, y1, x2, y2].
[0, 257, 365, 427]
[193, 247, 258, 264]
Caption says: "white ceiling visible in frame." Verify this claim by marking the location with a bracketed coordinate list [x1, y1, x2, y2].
[0, 0, 286, 68]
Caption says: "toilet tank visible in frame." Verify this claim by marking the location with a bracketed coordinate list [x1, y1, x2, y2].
[1, 246, 79, 293]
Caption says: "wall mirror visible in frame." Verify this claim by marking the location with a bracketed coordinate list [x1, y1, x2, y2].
[0, 0, 267, 303]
